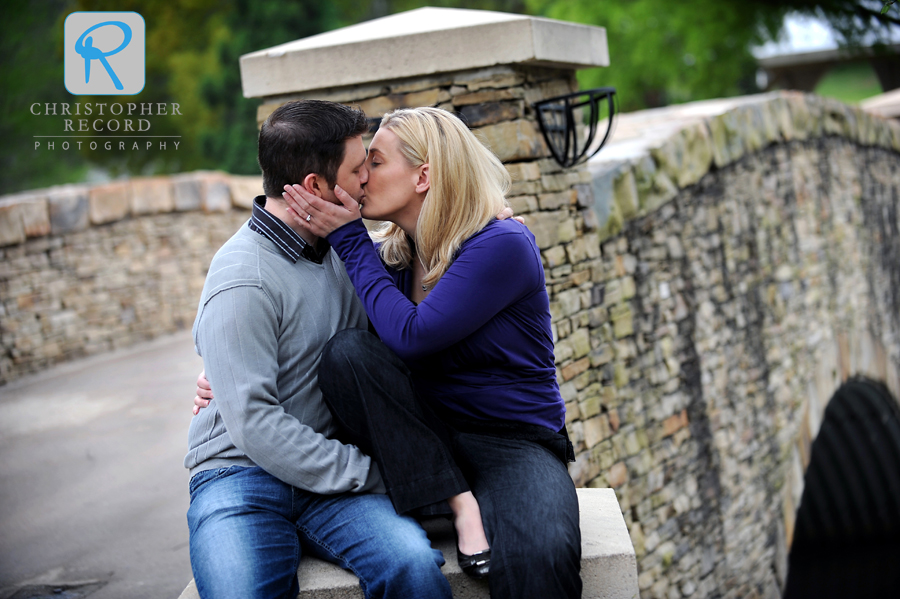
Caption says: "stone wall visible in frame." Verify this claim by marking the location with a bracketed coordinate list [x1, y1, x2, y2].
[0, 173, 262, 384]
[573, 93, 900, 599]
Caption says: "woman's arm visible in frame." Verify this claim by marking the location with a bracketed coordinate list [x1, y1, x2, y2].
[328, 219, 542, 361]
[281, 183, 537, 360]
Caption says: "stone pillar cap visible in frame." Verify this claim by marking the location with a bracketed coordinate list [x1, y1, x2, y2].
[240, 7, 608, 98]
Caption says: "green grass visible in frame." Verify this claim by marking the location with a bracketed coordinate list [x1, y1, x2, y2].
[814, 61, 883, 105]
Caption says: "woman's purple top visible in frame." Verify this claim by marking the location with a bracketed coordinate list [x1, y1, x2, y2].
[327, 218, 565, 431]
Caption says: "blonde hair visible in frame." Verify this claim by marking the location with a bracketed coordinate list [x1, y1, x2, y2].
[372, 107, 510, 289]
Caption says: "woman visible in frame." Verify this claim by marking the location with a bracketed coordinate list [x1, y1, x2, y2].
[283, 107, 582, 599]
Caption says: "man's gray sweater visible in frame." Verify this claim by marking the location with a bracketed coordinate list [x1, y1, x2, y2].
[184, 222, 384, 494]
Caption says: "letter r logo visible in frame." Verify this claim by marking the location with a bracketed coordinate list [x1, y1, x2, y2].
[65, 12, 145, 95]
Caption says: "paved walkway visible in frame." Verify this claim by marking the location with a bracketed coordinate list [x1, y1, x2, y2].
[0, 332, 201, 599]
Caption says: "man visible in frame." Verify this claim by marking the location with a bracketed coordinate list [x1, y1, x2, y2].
[185, 100, 452, 599]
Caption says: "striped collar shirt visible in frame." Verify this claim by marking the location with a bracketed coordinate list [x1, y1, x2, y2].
[248, 195, 330, 264]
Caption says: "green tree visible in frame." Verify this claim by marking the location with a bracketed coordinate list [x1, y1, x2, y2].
[528, 0, 780, 111]
[195, 0, 341, 175]
[526, 0, 899, 112]
[0, 0, 89, 195]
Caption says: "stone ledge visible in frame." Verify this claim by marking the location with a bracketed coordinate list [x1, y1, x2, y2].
[588, 91, 900, 241]
[176, 488, 638, 599]
[240, 7, 608, 98]
[0, 172, 262, 248]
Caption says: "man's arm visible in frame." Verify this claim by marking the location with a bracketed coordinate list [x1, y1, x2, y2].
[195, 284, 383, 494]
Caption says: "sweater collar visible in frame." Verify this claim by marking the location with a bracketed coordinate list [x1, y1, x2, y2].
[248, 195, 330, 264]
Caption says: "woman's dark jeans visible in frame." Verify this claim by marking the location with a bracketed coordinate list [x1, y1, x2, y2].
[319, 328, 582, 599]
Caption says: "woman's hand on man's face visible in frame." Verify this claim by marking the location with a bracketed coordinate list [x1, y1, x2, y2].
[283, 184, 361, 237]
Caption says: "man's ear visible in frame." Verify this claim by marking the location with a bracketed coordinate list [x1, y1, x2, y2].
[415, 164, 430, 195]
[302, 173, 328, 198]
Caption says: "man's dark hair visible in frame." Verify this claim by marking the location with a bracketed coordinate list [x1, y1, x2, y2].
[258, 100, 369, 198]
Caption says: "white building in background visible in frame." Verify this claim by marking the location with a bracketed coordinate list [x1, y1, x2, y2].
[752, 12, 900, 96]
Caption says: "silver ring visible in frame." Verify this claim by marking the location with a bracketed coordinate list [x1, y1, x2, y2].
[306, 214, 312, 223]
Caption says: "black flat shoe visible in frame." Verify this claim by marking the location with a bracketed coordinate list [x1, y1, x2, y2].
[457, 546, 491, 579]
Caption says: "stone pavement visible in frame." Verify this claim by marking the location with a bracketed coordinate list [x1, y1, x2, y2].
[0, 331, 201, 599]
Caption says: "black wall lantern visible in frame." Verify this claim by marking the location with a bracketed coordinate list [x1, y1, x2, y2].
[533, 87, 617, 169]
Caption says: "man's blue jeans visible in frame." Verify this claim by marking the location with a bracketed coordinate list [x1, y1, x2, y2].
[187, 465, 451, 599]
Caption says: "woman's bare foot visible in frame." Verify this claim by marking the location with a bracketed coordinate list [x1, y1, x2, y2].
[448, 491, 490, 555]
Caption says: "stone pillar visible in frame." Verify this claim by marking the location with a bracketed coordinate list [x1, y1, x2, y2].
[241, 6, 611, 471]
